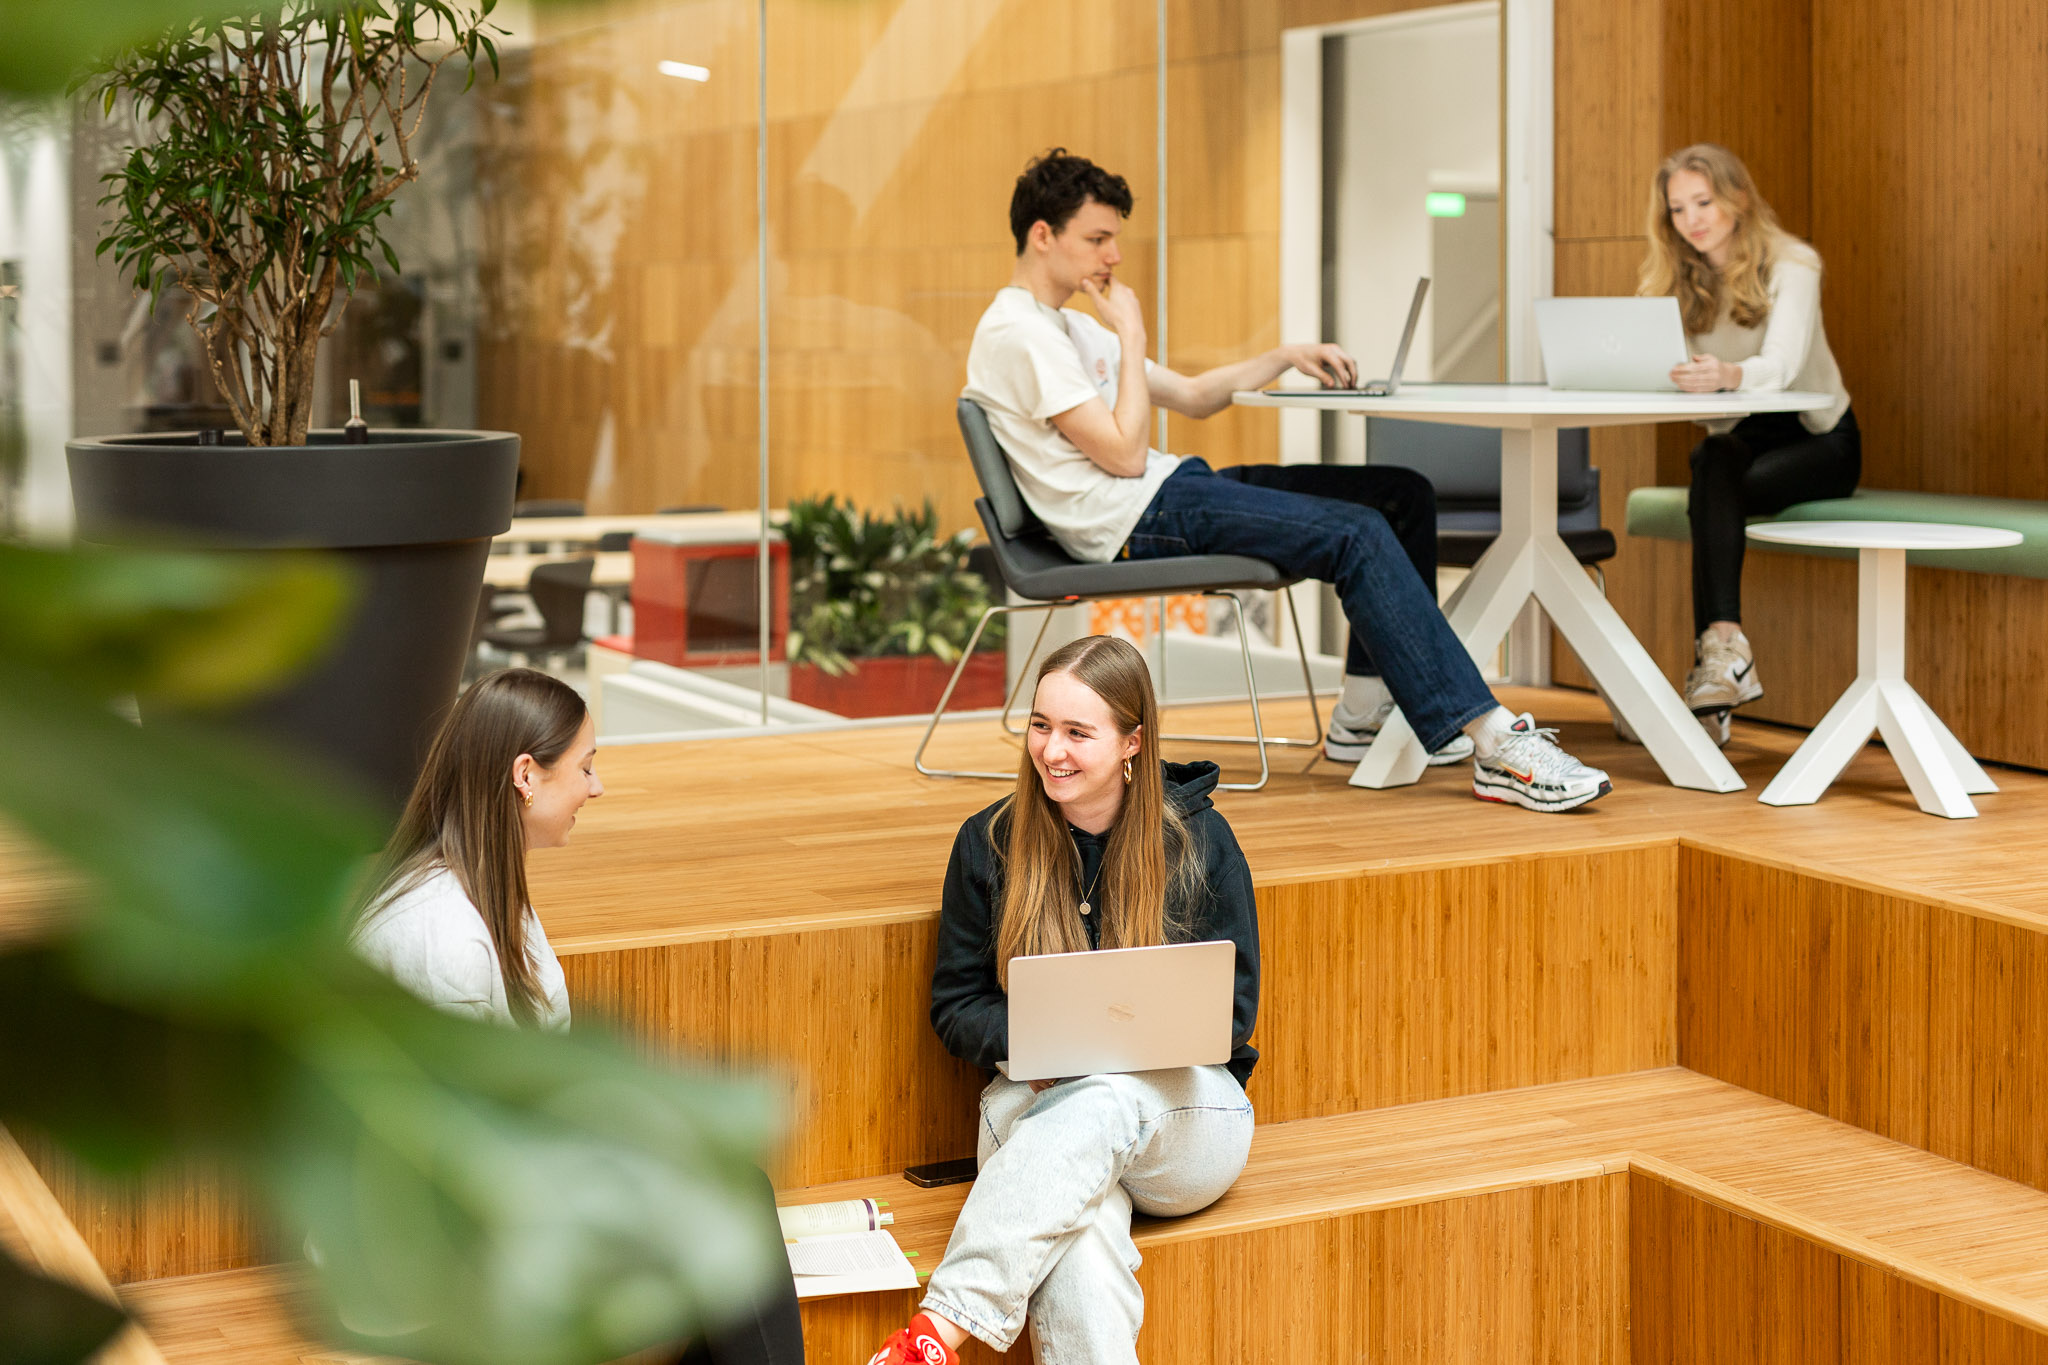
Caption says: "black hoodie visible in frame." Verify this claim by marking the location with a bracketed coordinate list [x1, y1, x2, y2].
[928, 759, 1260, 1085]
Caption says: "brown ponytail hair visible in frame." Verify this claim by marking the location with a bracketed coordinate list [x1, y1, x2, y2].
[1639, 143, 1790, 335]
[992, 636, 1198, 988]
[356, 668, 587, 1025]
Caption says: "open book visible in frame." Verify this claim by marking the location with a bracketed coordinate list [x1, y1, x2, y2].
[779, 1198, 919, 1299]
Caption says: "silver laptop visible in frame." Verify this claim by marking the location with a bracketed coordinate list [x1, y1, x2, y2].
[1536, 296, 1690, 390]
[1312, 277, 1430, 398]
[1000, 940, 1235, 1083]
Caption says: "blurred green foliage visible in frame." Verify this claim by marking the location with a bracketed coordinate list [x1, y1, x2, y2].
[0, 550, 784, 1363]
[784, 495, 1006, 677]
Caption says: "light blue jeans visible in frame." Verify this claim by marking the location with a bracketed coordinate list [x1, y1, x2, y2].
[920, 1066, 1255, 1364]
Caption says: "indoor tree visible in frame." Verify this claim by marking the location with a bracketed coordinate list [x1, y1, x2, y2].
[82, 0, 500, 446]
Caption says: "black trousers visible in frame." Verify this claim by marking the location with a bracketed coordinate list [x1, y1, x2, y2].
[1688, 406, 1861, 634]
[672, 1169, 806, 1365]
[1216, 460, 1439, 677]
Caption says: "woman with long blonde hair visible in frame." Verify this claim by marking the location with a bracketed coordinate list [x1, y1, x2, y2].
[868, 636, 1259, 1365]
[1641, 143, 1860, 743]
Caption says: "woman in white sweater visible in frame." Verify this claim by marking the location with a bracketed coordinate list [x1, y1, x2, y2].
[1641, 143, 1860, 743]
[353, 668, 803, 1365]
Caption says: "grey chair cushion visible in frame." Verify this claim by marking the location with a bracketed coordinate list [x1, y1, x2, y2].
[1367, 417, 1595, 508]
[976, 502, 1291, 601]
[958, 398, 1046, 539]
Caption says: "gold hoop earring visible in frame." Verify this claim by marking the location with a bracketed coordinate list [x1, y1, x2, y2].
[520, 787, 534, 808]
[1123, 759, 1133, 784]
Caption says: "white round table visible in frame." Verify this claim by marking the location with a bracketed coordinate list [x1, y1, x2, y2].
[1748, 520, 2023, 819]
[1234, 384, 1833, 793]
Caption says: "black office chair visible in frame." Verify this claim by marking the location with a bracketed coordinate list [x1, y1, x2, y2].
[481, 558, 595, 667]
[913, 399, 1323, 792]
[1365, 418, 1617, 586]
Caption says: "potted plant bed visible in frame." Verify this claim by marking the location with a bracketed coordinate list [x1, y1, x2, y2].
[68, 428, 517, 808]
[784, 495, 1007, 719]
[69, 0, 510, 809]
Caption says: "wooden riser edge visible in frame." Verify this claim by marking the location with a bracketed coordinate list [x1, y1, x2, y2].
[42, 835, 2048, 1286]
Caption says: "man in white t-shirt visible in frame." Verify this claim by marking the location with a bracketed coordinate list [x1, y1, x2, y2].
[956, 149, 1610, 816]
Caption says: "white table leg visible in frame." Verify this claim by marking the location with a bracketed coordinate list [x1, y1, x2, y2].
[1758, 545, 1989, 818]
[1351, 424, 1745, 793]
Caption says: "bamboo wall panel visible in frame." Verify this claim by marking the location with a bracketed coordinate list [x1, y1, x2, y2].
[1678, 844, 2048, 1194]
[1630, 1169, 1842, 1365]
[1810, 0, 2048, 499]
[1553, 0, 1661, 240]
[1631, 1169, 2048, 1364]
[796, 1174, 1629, 1365]
[1252, 846, 1677, 1119]
[18, 1135, 262, 1287]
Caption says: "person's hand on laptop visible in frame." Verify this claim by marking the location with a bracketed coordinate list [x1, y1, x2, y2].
[1029, 1079, 1059, 1094]
[1283, 342, 1359, 389]
[1671, 354, 1742, 393]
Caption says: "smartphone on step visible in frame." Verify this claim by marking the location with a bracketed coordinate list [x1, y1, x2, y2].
[903, 1156, 978, 1188]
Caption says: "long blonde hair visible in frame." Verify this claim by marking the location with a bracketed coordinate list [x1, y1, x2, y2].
[993, 636, 1198, 988]
[356, 668, 587, 1025]
[1638, 143, 1790, 335]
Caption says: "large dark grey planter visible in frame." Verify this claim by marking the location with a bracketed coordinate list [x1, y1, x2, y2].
[67, 429, 520, 814]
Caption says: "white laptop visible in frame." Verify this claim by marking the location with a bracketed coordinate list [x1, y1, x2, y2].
[1000, 940, 1235, 1083]
[1535, 296, 1691, 390]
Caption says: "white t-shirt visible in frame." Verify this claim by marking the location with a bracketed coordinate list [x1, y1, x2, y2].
[962, 286, 1181, 563]
[353, 866, 572, 1031]
[1688, 235, 1851, 436]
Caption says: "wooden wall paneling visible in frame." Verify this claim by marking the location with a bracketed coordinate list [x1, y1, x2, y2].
[18, 1136, 263, 1286]
[556, 939, 732, 1062]
[1552, 0, 1662, 241]
[794, 1174, 1628, 1365]
[1937, 1295, 2048, 1365]
[1679, 843, 2048, 1195]
[1250, 846, 1677, 1121]
[1841, 1257, 1942, 1365]
[1657, 0, 1812, 238]
[1628, 1169, 1843, 1365]
[724, 922, 985, 1187]
[1810, 0, 2048, 500]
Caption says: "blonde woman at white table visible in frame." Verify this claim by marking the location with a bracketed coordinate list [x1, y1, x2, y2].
[1640, 143, 1860, 744]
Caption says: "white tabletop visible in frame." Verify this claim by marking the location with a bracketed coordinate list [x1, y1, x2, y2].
[498, 510, 782, 545]
[1746, 519, 2024, 552]
[1232, 382, 1833, 428]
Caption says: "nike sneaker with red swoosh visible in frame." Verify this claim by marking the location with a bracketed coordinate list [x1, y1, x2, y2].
[1472, 713, 1611, 811]
[868, 1313, 960, 1365]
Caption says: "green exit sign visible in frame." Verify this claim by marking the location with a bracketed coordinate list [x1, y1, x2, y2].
[1425, 192, 1467, 218]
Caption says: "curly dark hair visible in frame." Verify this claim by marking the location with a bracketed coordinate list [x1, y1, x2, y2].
[1008, 148, 1134, 254]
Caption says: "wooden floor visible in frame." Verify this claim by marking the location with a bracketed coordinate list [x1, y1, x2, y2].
[529, 685, 2048, 952]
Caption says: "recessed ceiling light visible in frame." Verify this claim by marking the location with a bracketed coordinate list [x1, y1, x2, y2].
[658, 60, 710, 82]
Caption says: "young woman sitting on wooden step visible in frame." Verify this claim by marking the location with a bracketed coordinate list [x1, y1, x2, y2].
[868, 635, 1260, 1365]
[352, 667, 804, 1365]
[1641, 142, 1860, 745]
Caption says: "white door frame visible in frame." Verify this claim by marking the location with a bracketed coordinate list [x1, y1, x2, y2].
[1277, 1, 1554, 677]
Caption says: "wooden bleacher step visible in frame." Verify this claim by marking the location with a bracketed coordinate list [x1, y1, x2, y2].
[119, 1067, 2048, 1363]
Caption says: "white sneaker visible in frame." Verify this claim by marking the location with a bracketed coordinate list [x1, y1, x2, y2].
[1684, 631, 1762, 715]
[1326, 700, 1475, 766]
[1472, 714, 1612, 812]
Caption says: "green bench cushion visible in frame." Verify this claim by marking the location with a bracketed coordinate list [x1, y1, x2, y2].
[1623, 486, 2048, 578]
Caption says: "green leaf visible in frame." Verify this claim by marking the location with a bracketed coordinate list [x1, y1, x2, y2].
[0, 1245, 128, 1365]
[0, 543, 349, 709]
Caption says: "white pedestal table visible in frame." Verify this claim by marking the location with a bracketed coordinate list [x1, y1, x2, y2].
[1233, 384, 1832, 792]
[1748, 520, 2020, 819]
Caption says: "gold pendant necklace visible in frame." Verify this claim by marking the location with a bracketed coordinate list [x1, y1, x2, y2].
[1073, 833, 1103, 917]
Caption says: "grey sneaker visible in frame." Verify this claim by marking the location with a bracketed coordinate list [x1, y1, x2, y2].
[1684, 631, 1762, 715]
[1472, 714, 1612, 812]
[1326, 700, 1475, 766]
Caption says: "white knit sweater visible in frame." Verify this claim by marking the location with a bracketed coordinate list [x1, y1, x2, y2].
[1688, 234, 1851, 436]
[353, 866, 571, 1031]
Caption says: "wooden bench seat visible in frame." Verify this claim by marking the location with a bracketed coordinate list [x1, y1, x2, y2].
[120, 1068, 2048, 1363]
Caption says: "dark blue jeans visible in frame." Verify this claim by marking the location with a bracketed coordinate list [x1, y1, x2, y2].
[1122, 459, 1498, 752]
